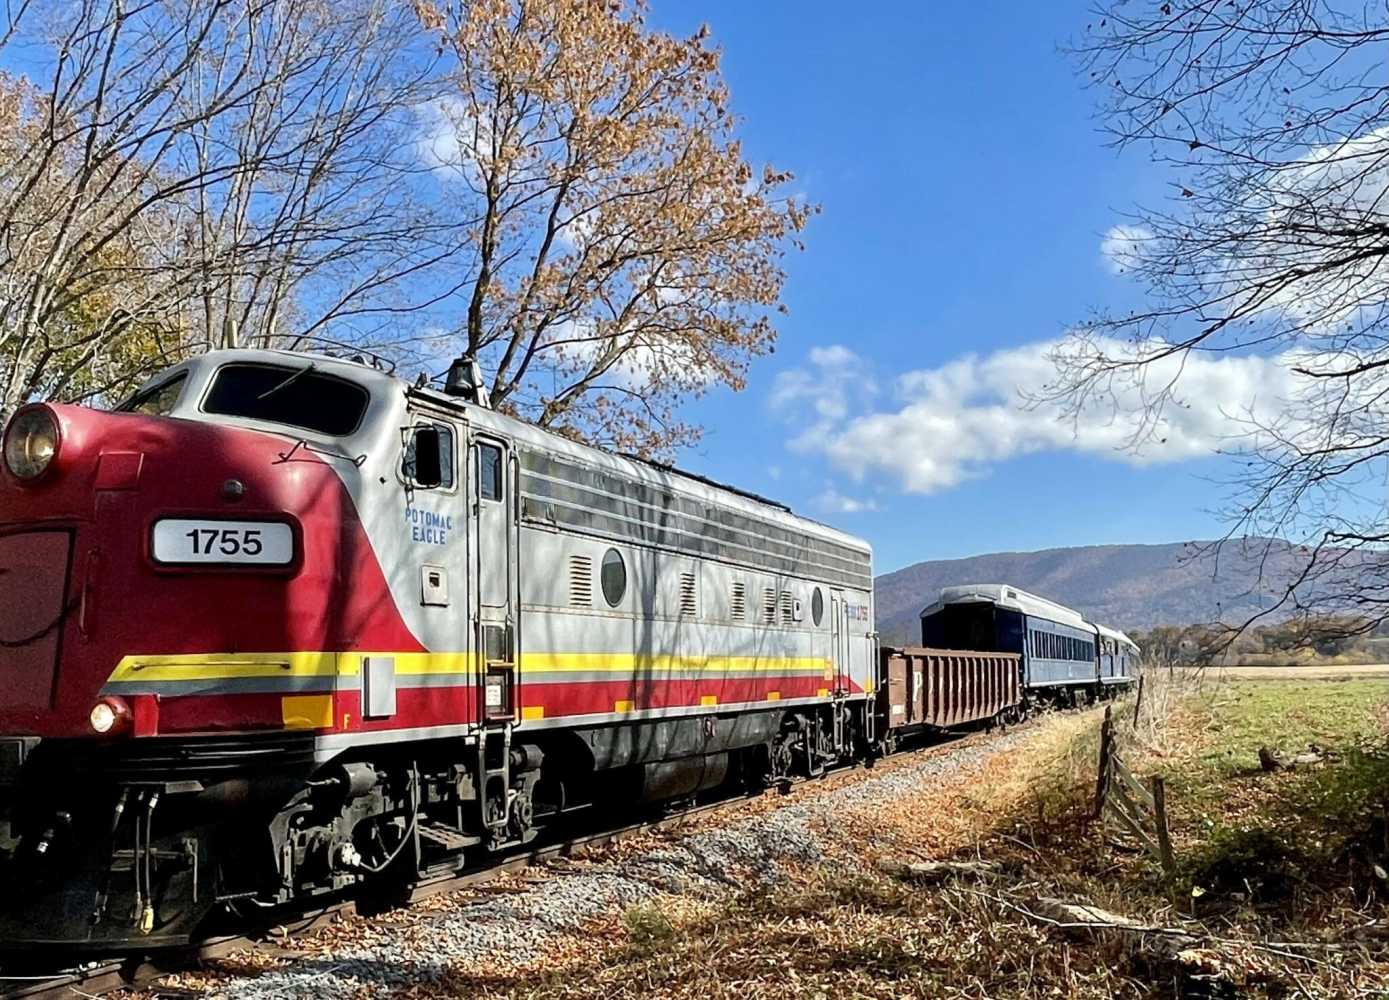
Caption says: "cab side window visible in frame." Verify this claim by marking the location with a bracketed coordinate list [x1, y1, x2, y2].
[478, 443, 503, 501]
[403, 423, 455, 489]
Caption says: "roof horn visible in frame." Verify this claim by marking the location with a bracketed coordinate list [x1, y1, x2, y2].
[443, 355, 490, 407]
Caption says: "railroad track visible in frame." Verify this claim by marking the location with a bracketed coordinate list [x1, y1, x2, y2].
[0, 787, 802, 1000]
[0, 722, 1010, 1000]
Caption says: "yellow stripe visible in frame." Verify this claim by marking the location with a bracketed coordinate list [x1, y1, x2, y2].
[519, 653, 829, 674]
[699, 694, 718, 706]
[614, 699, 634, 712]
[766, 691, 780, 701]
[520, 706, 545, 720]
[107, 652, 335, 684]
[106, 651, 833, 685]
[338, 652, 473, 677]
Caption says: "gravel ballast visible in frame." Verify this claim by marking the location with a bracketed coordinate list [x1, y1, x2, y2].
[218, 729, 1030, 999]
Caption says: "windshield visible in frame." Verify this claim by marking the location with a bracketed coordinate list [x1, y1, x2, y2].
[201, 363, 369, 436]
[117, 373, 187, 416]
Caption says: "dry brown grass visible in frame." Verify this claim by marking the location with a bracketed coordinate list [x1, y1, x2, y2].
[430, 708, 1166, 1000]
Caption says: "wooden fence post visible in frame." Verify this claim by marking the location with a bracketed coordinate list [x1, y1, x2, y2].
[1151, 775, 1176, 875]
[1132, 673, 1145, 728]
[1093, 705, 1114, 821]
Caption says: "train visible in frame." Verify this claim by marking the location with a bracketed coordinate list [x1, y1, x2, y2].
[921, 584, 1140, 699]
[0, 348, 1137, 953]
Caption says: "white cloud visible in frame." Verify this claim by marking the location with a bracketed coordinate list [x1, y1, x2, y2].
[1100, 224, 1153, 274]
[554, 207, 598, 253]
[775, 339, 1308, 495]
[1101, 129, 1389, 326]
[1257, 126, 1389, 329]
[415, 98, 466, 181]
[414, 97, 496, 186]
[814, 487, 878, 514]
[769, 344, 878, 445]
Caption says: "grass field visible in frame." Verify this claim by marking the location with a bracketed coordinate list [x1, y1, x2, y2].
[1188, 663, 1389, 679]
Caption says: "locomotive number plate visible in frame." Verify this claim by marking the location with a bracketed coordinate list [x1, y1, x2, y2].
[151, 519, 294, 566]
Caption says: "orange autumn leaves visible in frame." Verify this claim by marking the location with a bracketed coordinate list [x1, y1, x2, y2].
[419, 0, 814, 455]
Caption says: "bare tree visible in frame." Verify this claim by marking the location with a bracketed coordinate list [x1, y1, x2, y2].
[418, 0, 814, 455]
[0, 0, 455, 416]
[1057, 1, 1389, 639]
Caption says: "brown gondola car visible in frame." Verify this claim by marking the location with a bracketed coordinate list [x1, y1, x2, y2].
[877, 646, 1022, 743]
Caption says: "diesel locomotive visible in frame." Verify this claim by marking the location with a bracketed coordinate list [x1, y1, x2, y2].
[0, 349, 884, 950]
[0, 348, 1136, 953]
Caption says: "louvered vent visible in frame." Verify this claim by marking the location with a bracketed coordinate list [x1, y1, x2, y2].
[679, 572, 698, 618]
[780, 591, 794, 624]
[761, 588, 777, 625]
[570, 555, 593, 607]
[730, 581, 746, 621]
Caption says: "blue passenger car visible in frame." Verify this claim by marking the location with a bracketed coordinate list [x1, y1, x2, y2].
[920, 583, 1139, 698]
[1096, 623, 1140, 686]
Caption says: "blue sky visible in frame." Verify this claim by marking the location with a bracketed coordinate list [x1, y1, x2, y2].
[644, 2, 1252, 574]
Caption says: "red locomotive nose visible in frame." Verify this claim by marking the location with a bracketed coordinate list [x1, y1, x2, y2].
[0, 399, 420, 741]
[0, 402, 294, 738]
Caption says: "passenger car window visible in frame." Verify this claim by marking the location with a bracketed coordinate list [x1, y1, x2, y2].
[403, 423, 455, 488]
[478, 443, 503, 502]
[119, 373, 187, 416]
[202, 363, 368, 436]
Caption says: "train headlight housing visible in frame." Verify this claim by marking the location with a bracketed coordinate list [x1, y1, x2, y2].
[89, 697, 131, 735]
[3, 406, 60, 482]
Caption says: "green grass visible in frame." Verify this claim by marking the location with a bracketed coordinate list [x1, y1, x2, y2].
[621, 903, 676, 949]
[1166, 679, 1385, 808]
[1152, 680, 1389, 919]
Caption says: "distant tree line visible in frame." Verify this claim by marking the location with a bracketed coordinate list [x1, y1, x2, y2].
[1134, 616, 1388, 669]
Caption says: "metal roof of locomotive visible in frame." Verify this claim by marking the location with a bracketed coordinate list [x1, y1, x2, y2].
[428, 382, 872, 557]
[921, 583, 1092, 632]
[130, 348, 871, 560]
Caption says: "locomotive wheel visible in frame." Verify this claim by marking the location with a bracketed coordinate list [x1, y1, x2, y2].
[768, 731, 796, 784]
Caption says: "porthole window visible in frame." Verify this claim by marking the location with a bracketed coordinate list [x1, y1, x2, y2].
[811, 587, 824, 626]
[600, 548, 626, 607]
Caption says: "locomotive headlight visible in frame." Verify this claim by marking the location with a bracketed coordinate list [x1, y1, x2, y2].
[89, 697, 131, 735]
[3, 405, 60, 481]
